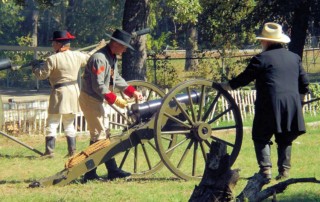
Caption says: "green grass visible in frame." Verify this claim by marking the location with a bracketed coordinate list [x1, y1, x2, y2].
[1, 120, 320, 201]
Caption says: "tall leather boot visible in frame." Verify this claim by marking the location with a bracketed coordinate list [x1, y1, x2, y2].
[66, 136, 76, 157]
[275, 144, 292, 180]
[43, 136, 55, 158]
[83, 141, 104, 183]
[105, 158, 131, 180]
[254, 141, 272, 180]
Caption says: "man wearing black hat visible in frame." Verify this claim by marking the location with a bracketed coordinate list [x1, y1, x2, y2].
[80, 29, 143, 182]
[32, 30, 105, 158]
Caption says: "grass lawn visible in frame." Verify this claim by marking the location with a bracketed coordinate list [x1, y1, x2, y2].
[0, 120, 320, 201]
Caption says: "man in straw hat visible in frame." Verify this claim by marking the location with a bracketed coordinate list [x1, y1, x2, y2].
[80, 29, 143, 183]
[32, 30, 105, 158]
[219, 22, 310, 181]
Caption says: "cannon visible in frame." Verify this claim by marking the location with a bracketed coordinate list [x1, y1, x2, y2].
[29, 79, 243, 187]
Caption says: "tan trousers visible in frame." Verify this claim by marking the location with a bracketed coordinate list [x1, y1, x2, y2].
[79, 91, 106, 142]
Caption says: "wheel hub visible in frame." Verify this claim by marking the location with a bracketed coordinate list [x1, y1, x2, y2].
[192, 122, 212, 141]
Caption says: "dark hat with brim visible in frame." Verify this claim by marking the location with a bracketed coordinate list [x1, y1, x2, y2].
[50, 30, 76, 41]
[106, 29, 134, 50]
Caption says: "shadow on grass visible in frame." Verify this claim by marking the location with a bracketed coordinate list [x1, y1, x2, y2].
[0, 179, 36, 185]
[0, 153, 38, 159]
[72, 176, 183, 185]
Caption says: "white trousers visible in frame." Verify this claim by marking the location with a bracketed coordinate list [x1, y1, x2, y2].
[46, 114, 76, 138]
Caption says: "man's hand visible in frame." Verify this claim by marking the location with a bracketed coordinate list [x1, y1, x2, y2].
[114, 97, 127, 108]
[220, 82, 232, 91]
[133, 91, 143, 101]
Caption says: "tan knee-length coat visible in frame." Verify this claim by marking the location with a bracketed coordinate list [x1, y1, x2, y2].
[33, 50, 89, 114]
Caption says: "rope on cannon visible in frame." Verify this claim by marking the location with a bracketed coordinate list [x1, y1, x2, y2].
[65, 139, 111, 168]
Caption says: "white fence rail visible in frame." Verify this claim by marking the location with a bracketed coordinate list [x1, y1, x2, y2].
[1, 90, 317, 135]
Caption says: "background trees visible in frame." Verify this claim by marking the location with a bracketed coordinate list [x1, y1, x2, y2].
[0, 0, 319, 86]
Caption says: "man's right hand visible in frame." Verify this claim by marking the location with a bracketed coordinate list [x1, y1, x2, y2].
[114, 97, 127, 108]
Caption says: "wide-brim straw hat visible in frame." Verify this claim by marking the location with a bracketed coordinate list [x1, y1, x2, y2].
[256, 22, 291, 43]
[106, 29, 135, 50]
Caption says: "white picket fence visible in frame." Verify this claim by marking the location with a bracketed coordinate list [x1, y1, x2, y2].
[1, 90, 317, 135]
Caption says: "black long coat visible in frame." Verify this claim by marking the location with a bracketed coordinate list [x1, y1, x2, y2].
[229, 44, 309, 139]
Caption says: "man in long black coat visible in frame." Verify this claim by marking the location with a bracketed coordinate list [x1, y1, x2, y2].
[220, 22, 309, 181]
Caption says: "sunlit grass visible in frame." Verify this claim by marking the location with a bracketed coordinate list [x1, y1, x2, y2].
[0, 117, 320, 201]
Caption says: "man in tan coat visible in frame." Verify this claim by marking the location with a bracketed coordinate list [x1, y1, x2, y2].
[32, 30, 104, 157]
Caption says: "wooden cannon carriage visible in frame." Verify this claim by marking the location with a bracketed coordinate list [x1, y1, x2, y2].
[29, 79, 243, 187]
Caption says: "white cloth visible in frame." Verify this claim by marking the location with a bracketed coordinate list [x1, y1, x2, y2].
[46, 114, 76, 137]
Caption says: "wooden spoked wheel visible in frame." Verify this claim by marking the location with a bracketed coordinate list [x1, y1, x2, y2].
[109, 80, 170, 177]
[154, 79, 243, 180]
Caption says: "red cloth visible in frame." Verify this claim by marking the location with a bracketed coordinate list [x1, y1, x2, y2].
[124, 85, 136, 97]
[104, 92, 117, 104]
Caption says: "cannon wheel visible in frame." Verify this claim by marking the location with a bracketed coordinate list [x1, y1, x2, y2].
[109, 80, 171, 177]
[154, 79, 243, 180]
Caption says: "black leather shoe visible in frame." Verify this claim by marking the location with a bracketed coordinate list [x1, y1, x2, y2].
[107, 169, 131, 181]
[83, 173, 104, 183]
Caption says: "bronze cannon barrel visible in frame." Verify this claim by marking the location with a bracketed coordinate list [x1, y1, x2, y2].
[130, 91, 201, 120]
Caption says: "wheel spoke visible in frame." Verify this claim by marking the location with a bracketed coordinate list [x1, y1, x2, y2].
[161, 130, 191, 135]
[192, 141, 198, 176]
[177, 140, 193, 168]
[134, 146, 138, 173]
[212, 125, 237, 131]
[207, 107, 232, 124]
[172, 96, 195, 125]
[197, 85, 206, 121]
[165, 137, 188, 154]
[164, 112, 192, 129]
[119, 149, 130, 169]
[202, 92, 221, 121]
[204, 139, 211, 147]
[186, 87, 196, 122]
[147, 140, 157, 151]
[141, 144, 152, 170]
[211, 136, 235, 147]
[146, 89, 154, 101]
[200, 141, 207, 162]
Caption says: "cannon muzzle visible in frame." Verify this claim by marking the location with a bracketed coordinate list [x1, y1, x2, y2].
[0, 58, 12, 71]
[130, 91, 201, 120]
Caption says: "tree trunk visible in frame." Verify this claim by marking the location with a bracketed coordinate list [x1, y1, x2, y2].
[32, 10, 39, 48]
[189, 142, 240, 202]
[122, 0, 150, 81]
[288, 0, 311, 58]
[184, 23, 199, 71]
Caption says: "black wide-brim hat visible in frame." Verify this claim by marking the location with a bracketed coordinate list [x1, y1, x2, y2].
[106, 29, 134, 50]
[50, 30, 76, 41]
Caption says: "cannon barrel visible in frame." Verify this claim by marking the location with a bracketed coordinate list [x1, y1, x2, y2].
[130, 91, 201, 120]
[0, 58, 12, 71]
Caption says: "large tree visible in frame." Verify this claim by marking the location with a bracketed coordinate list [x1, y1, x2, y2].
[121, 0, 150, 81]
[246, 0, 320, 58]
